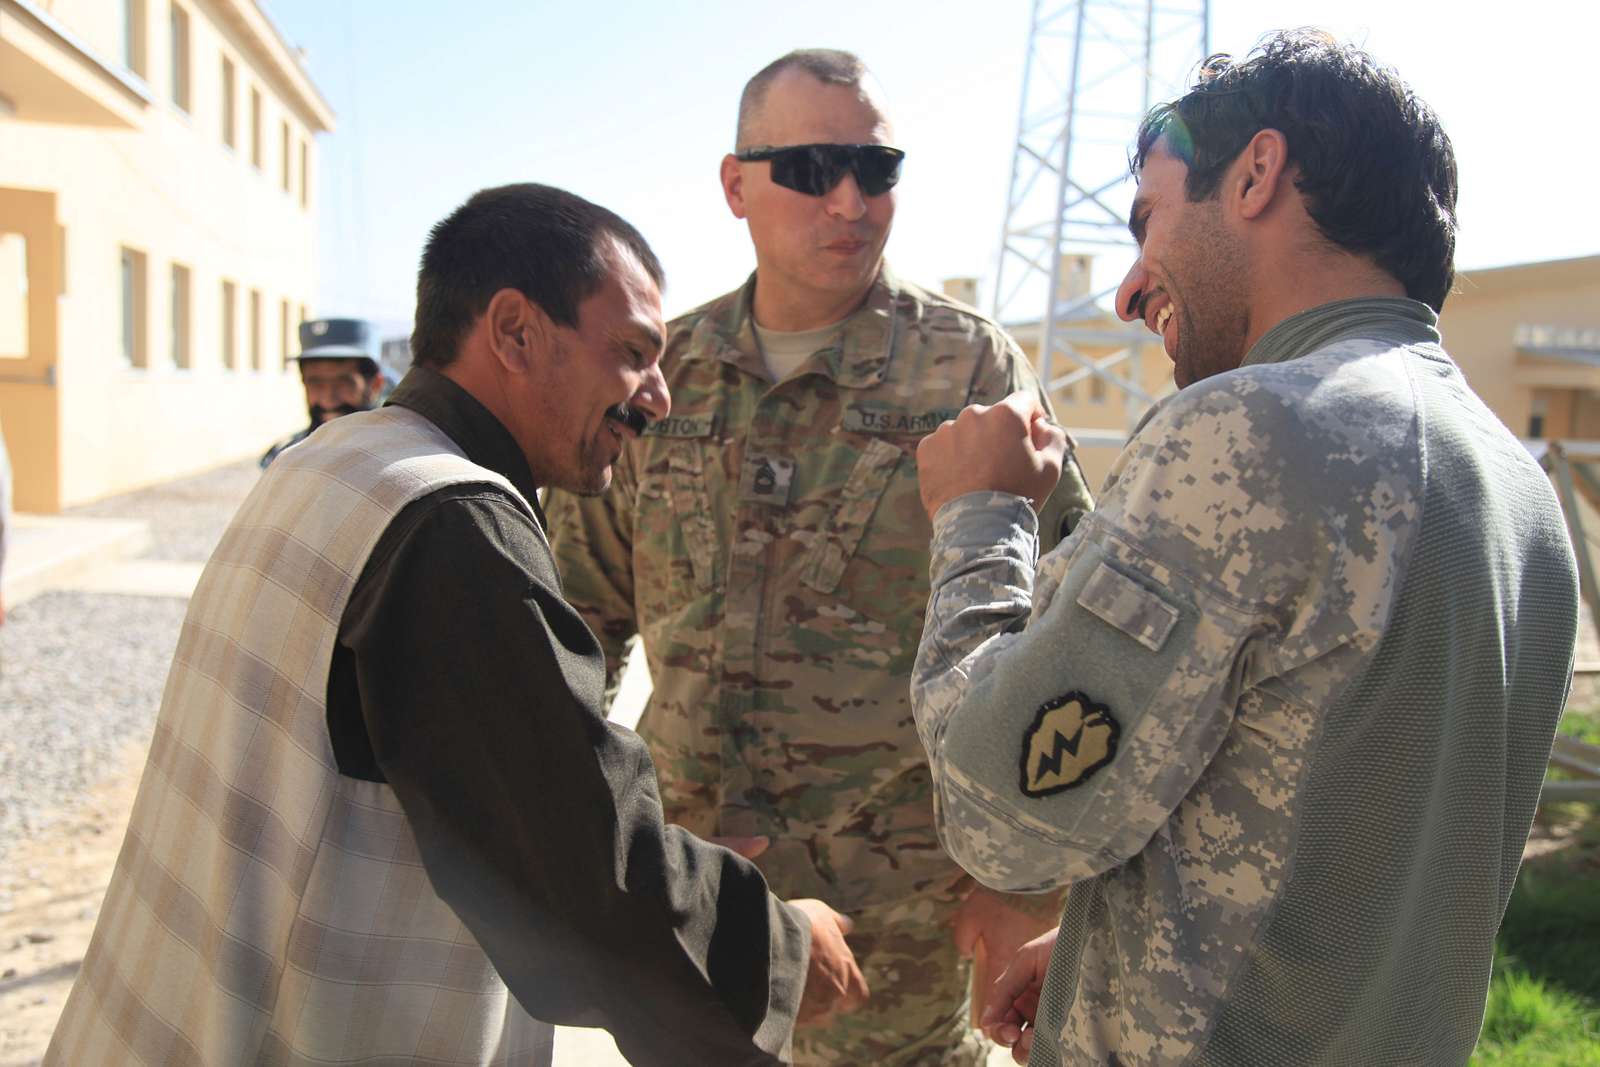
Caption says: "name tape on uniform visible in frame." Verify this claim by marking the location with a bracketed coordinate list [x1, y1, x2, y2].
[843, 407, 961, 435]
[643, 414, 718, 438]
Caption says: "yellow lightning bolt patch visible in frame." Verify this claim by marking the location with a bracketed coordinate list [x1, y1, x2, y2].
[1020, 692, 1120, 798]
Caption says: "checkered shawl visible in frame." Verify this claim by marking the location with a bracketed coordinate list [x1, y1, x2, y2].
[46, 406, 555, 1066]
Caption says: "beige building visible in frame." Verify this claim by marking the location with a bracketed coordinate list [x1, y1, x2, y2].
[971, 253, 1600, 493]
[1442, 255, 1600, 442]
[0, 0, 333, 512]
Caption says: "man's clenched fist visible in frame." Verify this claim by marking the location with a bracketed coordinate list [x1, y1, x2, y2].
[916, 391, 1066, 520]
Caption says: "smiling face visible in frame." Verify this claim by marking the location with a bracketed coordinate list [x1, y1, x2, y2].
[723, 68, 896, 324]
[1116, 139, 1251, 389]
[523, 238, 669, 495]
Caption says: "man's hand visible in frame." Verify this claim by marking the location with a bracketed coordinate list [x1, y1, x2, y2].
[916, 391, 1066, 521]
[952, 888, 1057, 1027]
[979, 925, 1058, 1064]
[787, 898, 869, 1026]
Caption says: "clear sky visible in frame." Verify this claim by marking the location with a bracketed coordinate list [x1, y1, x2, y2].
[263, 0, 1600, 334]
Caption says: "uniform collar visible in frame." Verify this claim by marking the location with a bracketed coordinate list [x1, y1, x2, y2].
[686, 264, 901, 388]
[385, 364, 546, 525]
[1241, 297, 1440, 369]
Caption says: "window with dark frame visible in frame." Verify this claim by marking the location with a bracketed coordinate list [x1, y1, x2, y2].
[169, 3, 190, 112]
[121, 0, 148, 76]
[280, 297, 291, 367]
[221, 56, 236, 147]
[120, 246, 148, 368]
[221, 279, 237, 370]
[250, 87, 262, 169]
[250, 289, 262, 370]
[281, 121, 291, 193]
[171, 262, 191, 369]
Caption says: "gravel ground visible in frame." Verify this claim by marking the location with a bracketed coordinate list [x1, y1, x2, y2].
[66, 460, 260, 562]
[0, 461, 257, 879]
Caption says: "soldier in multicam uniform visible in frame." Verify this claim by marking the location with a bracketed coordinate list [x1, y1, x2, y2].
[909, 31, 1579, 1067]
[547, 49, 1094, 1066]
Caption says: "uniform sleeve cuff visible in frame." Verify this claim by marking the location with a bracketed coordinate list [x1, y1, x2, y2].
[930, 491, 1039, 560]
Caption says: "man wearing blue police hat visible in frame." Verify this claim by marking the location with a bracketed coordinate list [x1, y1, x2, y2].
[260, 318, 387, 468]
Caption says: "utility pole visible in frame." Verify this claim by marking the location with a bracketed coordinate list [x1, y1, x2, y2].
[993, 0, 1210, 444]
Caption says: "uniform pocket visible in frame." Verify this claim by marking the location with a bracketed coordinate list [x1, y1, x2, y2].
[799, 437, 904, 594]
[667, 444, 720, 593]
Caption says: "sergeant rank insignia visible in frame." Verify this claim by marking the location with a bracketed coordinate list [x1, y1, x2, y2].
[1019, 692, 1119, 798]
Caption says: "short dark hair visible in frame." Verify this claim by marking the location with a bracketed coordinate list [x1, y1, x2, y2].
[410, 183, 664, 368]
[1133, 29, 1458, 311]
[736, 48, 869, 150]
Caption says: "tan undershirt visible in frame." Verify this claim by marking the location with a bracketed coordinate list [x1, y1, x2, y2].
[752, 320, 845, 382]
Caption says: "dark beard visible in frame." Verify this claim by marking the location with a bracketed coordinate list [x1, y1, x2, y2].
[309, 401, 372, 427]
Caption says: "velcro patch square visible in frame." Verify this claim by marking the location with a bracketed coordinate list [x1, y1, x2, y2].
[1076, 561, 1179, 652]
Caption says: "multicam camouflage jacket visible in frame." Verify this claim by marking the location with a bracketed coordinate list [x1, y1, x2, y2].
[547, 265, 1094, 912]
[911, 299, 1578, 1066]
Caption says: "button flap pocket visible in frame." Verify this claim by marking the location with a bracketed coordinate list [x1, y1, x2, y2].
[799, 437, 904, 594]
[666, 444, 719, 593]
[1075, 561, 1179, 652]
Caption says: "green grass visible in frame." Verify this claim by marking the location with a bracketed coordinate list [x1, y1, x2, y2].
[1557, 704, 1600, 746]
[1470, 740, 1600, 1067]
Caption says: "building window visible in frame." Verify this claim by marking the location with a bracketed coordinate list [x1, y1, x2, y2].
[221, 279, 237, 370]
[300, 140, 310, 210]
[1088, 370, 1107, 404]
[249, 289, 262, 370]
[169, 3, 190, 112]
[221, 56, 236, 148]
[280, 297, 291, 368]
[0, 234, 28, 361]
[120, 246, 148, 368]
[250, 87, 262, 169]
[170, 262, 191, 368]
[120, 0, 147, 77]
[1529, 396, 1549, 439]
[281, 121, 292, 193]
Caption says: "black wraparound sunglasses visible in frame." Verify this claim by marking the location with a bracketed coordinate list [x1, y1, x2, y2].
[734, 143, 906, 197]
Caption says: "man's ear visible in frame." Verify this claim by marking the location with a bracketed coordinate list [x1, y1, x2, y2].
[485, 287, 548, 373]
[1232, 128, 1290, 222]
[721, 154, 747, 220]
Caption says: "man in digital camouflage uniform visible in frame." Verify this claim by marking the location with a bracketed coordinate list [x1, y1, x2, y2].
[910, 31, 1579, 1067]
[547, 49, 1094, 1065]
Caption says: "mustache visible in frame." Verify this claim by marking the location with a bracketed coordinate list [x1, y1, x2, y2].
[604, 404, 649, 435]
[310, 402, 370, 423]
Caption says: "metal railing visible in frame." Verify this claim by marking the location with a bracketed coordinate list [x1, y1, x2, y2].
[1544, 733, 1600, 803]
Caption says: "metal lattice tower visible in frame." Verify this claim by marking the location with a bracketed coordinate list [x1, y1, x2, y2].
[993, 0, 1209, 442]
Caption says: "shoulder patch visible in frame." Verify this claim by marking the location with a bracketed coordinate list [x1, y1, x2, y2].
[1020, 692, 1119, 798]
